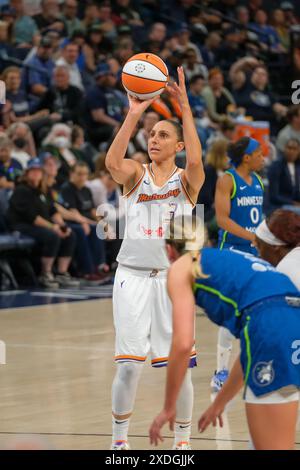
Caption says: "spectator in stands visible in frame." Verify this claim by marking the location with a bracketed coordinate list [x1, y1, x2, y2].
[7, 122, 36, 168]
[37, 65, 83, 125]
[40, 149, 96, 249]
[281, 1, 299, 27]
[81, 2, 100, 32]
[236, 5, 250, 27]
[198, 139, 229, 223]
[135, 111, 160, 153]
[200, 32, 222, 69]
[216, 27, 246, 69]
[56, 41, 84, 91]
[70, 125, 95, 173]
[97, 3, 117, 41]
[142, 22, 167, 54]
[33, 0, 66, 34]
[7, 157, 78, 288]
[174, 24, 202, 61]
[276, 105, 300, 153]
[60, 0, 81, 37]
[0, 134, 23, 189]
[85, 62, 127, 148]
[270, 8, 290, 51]
[86, 168, 124, 267]
[112, 0, 144, 28]
[22, 36, 55, 100]
[83, 24, 113, 73]
[0, 20, 15, 73]
[187, 73, 214, 148]
[206, 118, 236, 147]
[10, 0, 39, 48]
[182, 47, 208, 82]
[268, 138, 300, 212]
[250, 9, 283, 52]
[202, 68, 236, 124]
[60, 161, 109, 280]
[42, 123, 77, 186]
[3, 66, 56, 131]
[229, 59, 287, 128]
[113, 36, 135, 68]
[248, 0, 264, 21]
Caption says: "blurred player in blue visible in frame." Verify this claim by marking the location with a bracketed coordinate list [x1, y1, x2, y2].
[149, 217, 300, 450]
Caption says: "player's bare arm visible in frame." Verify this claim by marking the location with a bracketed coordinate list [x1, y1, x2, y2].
[215, 174, 255, 243]
[106, 95, 156, 192]
[167, 67, 205, 202]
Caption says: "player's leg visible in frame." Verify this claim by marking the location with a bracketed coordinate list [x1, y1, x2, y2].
[151, 274, 195, 449]
[111, 362, 144, 450]
[246, 397, 299, 449]
[111, 267, 151, 450]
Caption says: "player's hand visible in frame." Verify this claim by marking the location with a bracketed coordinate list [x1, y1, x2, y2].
[198, 402, 224, 433]
[166, 66, 189, 107]
[127, 94, 157, 117]
[149, 408, 175, 446]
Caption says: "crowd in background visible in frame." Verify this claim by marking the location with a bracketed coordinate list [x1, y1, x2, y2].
[0, 0, 300, 288]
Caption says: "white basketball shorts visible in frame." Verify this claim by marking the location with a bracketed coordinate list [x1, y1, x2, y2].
[245, 385, 300, 404]
[113, 264, 197, 368]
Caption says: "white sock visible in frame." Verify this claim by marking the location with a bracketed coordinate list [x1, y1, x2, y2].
[248, 436, 255, 450]
[174, 370, 193, 445]
[112, 416, 130, 443]
[217, 327, 233, 371]
[174, 421, 192, 445]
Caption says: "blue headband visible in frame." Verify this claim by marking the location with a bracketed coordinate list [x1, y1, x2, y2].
[245, 138, 260, 155]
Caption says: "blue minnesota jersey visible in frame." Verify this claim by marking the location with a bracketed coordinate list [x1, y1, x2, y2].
[218, 168, 264, 248]
[193, 248, 299, 337]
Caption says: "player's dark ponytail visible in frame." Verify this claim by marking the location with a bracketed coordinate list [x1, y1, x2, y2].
[227, 137, 250, 167]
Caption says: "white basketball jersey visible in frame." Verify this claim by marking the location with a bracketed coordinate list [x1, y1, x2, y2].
[117, 163, 195, 269]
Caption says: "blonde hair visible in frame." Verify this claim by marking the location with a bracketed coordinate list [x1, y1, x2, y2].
[167, 216, 209, 279]
[206, 139, 229, 170]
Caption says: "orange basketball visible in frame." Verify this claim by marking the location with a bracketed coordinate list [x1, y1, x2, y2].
[122, 53, 169, 100]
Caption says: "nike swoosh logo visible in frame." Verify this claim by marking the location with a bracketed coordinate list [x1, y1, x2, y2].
[115, 420, 125, 424]
[121, 281, 125, 288]
[179, 424, 190, 429]
[144, 181, 150, 185]
[240, 186, 247, 190]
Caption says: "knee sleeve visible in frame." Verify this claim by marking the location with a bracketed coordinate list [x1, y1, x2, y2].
[112, 362, 143, 416]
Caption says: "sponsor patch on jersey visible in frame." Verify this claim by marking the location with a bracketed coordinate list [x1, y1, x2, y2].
[137, 188, 181, 203]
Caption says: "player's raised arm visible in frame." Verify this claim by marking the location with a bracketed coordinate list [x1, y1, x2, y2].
[105, 95, 155, 189]
[167, 67, 205, 202]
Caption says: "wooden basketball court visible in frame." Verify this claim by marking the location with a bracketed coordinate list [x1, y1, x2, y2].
[0, 297, 299, 450]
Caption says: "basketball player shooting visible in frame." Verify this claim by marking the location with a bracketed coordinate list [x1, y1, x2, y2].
[105, 66, 205, 450]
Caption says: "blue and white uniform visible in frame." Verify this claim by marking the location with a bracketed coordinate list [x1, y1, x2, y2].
[218, 168, 264, 255]
[193, 248, 300, 399]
